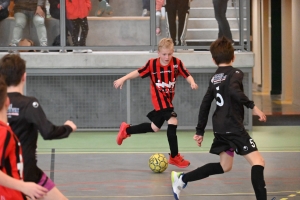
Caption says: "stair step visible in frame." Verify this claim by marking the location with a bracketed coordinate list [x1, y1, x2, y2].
[189, 7, 246, 18]
[188, 18, 247, 29]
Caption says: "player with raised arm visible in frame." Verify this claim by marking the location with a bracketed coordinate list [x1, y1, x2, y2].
[114, 38, 198, 168]
[0, 53, 77, 200]
[171, 37, 267, 200]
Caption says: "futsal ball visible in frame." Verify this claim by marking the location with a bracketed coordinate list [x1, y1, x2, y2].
[148, 153, 168, 173]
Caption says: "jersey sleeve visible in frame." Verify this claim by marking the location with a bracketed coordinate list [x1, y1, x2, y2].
[229, 70, 255, 109]
[195, 84, 214, 136]
[138, 60, 151, 78]
[24, 98, 73, 140]
[0, 131, 10, 168]
[178, 60, 190, 78]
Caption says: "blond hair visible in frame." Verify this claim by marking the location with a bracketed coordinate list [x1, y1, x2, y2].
[158, 38, 174, 51]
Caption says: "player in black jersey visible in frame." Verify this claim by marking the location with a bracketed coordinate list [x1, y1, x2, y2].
[0, 76, 48, 200]
[171, 37, 267, 200]
[0, 54, 77, 200]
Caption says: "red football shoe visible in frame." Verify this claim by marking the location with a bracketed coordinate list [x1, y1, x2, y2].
[169, 153, 190, 168]
[116, 122, 130, 145]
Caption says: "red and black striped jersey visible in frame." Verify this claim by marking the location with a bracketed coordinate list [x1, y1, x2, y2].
[0, 121, 26, 200]
[138, 57, 190, 111]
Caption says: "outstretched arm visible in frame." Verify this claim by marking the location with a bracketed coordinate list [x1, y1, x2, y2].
[186, 75, 198, 90]
[113, 70, 140, 89]
[25, 99, 76, 140]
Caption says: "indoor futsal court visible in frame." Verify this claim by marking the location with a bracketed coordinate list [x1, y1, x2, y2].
[36, 94, 300, 200]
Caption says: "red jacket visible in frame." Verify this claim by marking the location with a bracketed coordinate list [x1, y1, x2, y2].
[66, 0, 91, 19]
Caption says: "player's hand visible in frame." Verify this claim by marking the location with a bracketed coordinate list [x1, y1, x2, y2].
[193, 135, 203, 147]
[113, 78, 125, 89]
[35, 6, 45, 18]
[252, 106, 267, 122]
[64, 120, 77, 131]
[191, 82, 198, 90]
[0, 5, 3, 10]
[21, 182, 48, 200]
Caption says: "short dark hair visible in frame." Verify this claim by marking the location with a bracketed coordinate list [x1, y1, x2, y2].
[0, 54, 26, 86]
[0, 76, 7, 110]
[210, 37, 234, 65]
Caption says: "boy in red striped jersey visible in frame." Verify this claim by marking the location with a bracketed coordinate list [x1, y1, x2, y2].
[114, 38, 198, 168]
[0, 76, 47, 200]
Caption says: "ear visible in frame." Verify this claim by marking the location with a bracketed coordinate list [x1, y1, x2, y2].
[22, 73, 26, 82]
[232, 55, 236, 63]
[5, 96, 10, 108]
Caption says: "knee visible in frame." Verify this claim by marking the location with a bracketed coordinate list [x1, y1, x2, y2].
[151, 123, 160, 132]
[15, 17, 26, 29]
[33, 15, 45, 26]
[220, 162, 232, 172]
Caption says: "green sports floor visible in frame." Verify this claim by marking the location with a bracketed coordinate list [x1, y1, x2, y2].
[37, 126, 300, 200]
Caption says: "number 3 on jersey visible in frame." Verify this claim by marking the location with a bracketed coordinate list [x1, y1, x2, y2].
[216, 86, 224, 107]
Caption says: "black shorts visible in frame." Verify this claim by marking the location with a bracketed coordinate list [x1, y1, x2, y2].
[146, 108, 177, 128]
[210, 131, 258, 156]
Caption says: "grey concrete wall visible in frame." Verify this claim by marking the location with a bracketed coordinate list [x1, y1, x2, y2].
[89, 0, 144, 17]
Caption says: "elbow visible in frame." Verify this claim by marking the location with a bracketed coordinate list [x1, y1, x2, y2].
[41, 134, 53, 140]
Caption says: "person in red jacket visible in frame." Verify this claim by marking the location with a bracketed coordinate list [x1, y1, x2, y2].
[66, 0, 92, 53]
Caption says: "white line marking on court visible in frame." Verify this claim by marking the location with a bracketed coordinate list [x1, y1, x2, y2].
[64, 191, 300, 198]
[36, 150, 300, 154]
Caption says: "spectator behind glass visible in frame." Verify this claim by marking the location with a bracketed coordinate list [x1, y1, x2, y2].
[66, 0, 92, 53]
[95, 0, 112, 17]
[48, 0, 72, 46]
[155, 0, 164, 36]
[9, 0, 49, 53]
[142, 0, 150, 16]
[213, 0, 233, 43]
[165, 0, 191, 46]
[0, 0, 9, 21]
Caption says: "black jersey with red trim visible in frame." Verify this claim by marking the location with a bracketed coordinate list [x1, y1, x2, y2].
[7, 92, 73, 183]
[138, 57, 190, 111]
[0, 121, 26, 200]
[196, 66, 255, 136]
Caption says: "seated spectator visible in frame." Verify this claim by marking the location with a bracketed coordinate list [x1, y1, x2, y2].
[0, 0, 9, 21]
[66, 0, 92, 53]
[96, 0, 112, 17]
[142, 0, 150, 16]
[9, 0, 49, 53]
[48, 0, 72, 46]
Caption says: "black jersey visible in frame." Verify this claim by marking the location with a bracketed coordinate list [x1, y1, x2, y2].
[7, 92, 73, 183]
[196, 66, 254, 135]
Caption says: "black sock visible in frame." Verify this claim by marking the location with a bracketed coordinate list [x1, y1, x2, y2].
[167, 124, 178, 158]
[251, 165, 267, 200]
[182, 163, 224, 183]
[126, 123, 154, 134]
